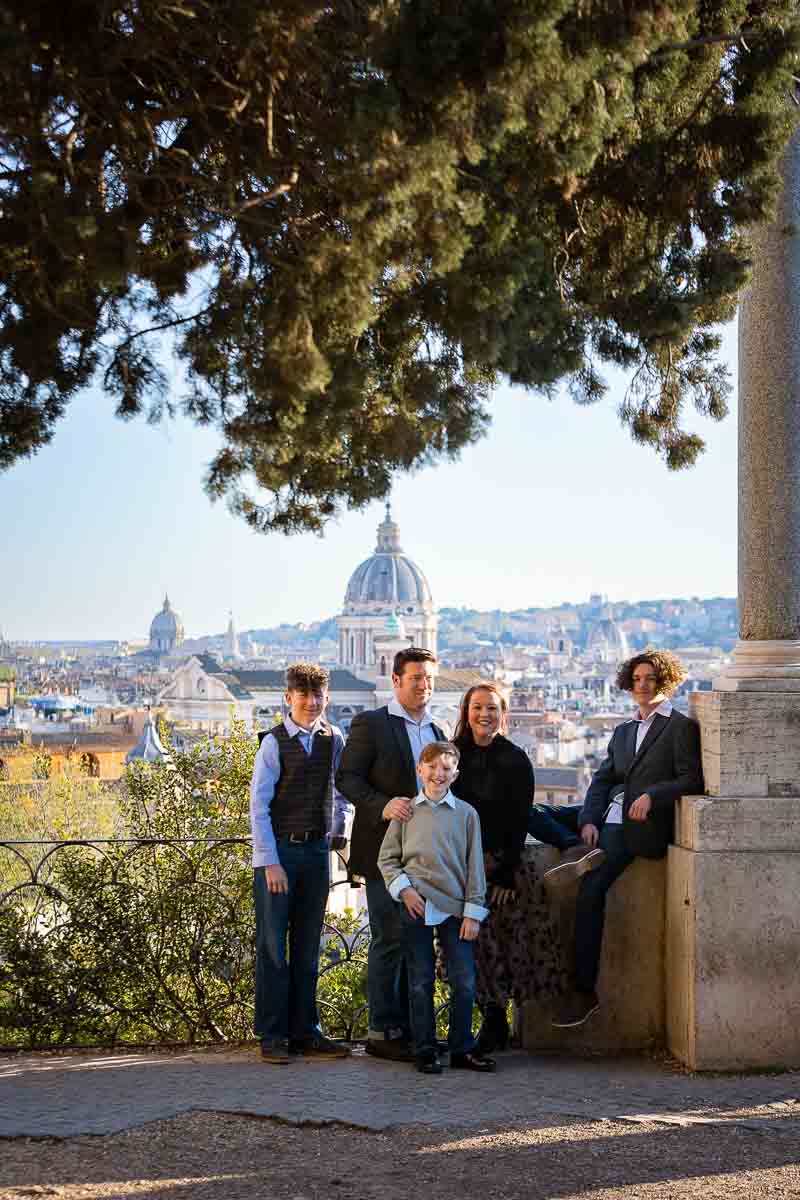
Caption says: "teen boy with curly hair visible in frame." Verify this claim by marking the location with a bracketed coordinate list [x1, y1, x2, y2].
[551, 649, 704, 1029]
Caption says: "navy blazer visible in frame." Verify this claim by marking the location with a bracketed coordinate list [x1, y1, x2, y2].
[579, 709, 703, 859]
[335, 706, 446, 880]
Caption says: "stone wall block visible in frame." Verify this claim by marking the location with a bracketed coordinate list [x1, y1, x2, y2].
[691, 690, 800, 797]
[522, 847, 665, 1053]
[667, 843, 800, 1070]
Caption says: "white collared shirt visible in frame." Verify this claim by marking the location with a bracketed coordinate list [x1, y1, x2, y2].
[387, 696, 438, 764]
[606, 700, 673, 825]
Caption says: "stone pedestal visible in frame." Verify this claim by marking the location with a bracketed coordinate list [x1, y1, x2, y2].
[665, 693, 800, 1070]
[522, 845, 666, 1053]
[692, 689, 800, 798]
[664, 125, 800, 1070]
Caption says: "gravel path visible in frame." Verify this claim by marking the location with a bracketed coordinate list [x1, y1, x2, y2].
[3, 1047, 800, 1138]
[3, 1048, 800, 1199]
[3, 1108, 800, 1200]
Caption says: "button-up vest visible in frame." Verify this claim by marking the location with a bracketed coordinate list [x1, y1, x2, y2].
[270, 722, 333, 837]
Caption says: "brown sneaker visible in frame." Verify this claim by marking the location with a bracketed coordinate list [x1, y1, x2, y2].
[551, 991, 600, 1029]
[259, 1039, 290, 1064]
[291, 1033, 350, 1059]
[543, 844, 607, 892]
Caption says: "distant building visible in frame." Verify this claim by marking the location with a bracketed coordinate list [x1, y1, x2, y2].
[585, 611, 630, 664]
[533, 765, 588, 809]
[149, 595, 185, 655]
[224, 613, 240, 661]
[337, 504, 437, 677]
[125, 711, 170, 765]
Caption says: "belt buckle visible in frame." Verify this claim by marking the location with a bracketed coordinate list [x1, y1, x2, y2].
[289, 831, 311, 844]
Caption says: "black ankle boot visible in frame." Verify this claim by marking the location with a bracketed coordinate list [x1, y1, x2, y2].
[474, 1003, 509, 1054]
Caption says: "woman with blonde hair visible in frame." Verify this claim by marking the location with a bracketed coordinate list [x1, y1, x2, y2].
[451, 682, 565, 1052]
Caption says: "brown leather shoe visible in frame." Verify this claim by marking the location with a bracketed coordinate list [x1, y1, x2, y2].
[365, 1035, 415, 1062]
[543, 845, 607, 892]
[450, 1051, 497, 1073]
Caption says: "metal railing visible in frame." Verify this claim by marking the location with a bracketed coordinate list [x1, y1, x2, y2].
[0, 837, 370, 1051]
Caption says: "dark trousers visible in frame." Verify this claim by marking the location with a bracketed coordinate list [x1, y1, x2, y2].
[527, 803, 582, 849]
[253, 837, 330, 1045]
[401, 911, 476, 1057]
[573, 824, 634, 992]
[364, 876, 411, 1038]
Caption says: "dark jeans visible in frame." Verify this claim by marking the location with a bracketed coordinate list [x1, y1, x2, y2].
[573, 824, 634, 992]
[253, 837, 330, 1045]
[401, 910, 476, 1057]
[527, 804, 582, 850]
[364, 876, 411, 1038]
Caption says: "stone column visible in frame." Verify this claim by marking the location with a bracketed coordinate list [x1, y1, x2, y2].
[667, 128, 800, 1069]
[724, 126, 800, 681]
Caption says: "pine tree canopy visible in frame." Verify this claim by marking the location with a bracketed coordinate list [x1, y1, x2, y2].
[0, 2, 797, 531]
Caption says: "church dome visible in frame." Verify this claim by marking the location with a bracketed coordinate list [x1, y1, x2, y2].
[344, 506, 432, 609]
[150, 595, 185, 651]
[586, 617, 630, 659]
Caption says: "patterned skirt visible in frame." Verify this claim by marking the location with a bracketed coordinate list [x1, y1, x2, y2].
[473, 858, 567, 1007]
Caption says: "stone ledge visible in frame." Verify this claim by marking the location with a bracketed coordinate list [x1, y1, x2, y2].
[675, 795, 800, 853]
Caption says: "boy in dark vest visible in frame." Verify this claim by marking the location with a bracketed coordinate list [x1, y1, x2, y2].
[249, 662, 352, 1063]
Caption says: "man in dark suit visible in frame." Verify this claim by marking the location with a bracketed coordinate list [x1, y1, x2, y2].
[552, 649, 704, 1028]
[336, 647, 445, 1060]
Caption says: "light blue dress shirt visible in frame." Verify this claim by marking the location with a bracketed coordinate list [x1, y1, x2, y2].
[249, 715, 350, 869]
[386, 695, 438, 766]
[387, 791, 489, 924]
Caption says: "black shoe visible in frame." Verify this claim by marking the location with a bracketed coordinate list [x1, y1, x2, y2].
[450, 1051, 496, 1073]
[291, 1033, 350, 1059]
[474, 1003, 509, 1054]
[259, 1039, 290, 1064]
[416, 1051, 443, 1075]
[365, 1034, 415, 1062]
[552, 990, 600, 1028]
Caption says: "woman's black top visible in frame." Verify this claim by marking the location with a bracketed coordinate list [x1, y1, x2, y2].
[451, 731, 535, 889]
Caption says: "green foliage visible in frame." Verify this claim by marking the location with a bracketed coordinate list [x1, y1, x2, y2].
[0, 723, 373, 1047]
[0, 3, 796, 528]
[31, 752, 52, 781]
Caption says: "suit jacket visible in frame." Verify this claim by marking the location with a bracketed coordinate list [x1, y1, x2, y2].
[579, 709, 703, 859]
[335, 706, 446, 880]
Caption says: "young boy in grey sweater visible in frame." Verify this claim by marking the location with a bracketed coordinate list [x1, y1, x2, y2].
[378, 741, 495, 1075]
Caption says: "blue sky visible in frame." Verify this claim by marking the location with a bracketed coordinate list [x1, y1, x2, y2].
[0, 322, 738, 641]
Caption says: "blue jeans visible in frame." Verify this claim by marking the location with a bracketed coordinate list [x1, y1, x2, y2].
[253, 837, 330, 1044]
[401, 910, 476, 1057]
[574, 824, 634, 992]
[527, 804, 582, 849]
[364, 877, 411, 1038]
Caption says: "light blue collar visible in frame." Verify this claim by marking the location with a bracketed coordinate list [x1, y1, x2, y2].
[415, 789, 455, 809]
[285, 714, 326, 739]
[388, 696, 434, 726]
